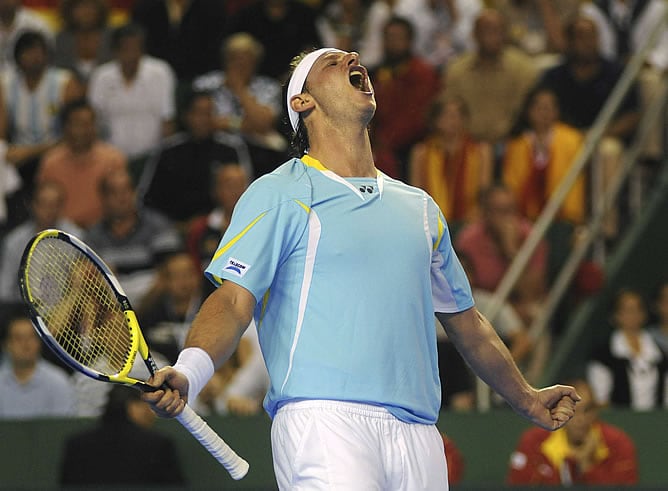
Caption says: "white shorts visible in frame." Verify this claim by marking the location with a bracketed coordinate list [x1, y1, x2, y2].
[271, 400, 448, 490]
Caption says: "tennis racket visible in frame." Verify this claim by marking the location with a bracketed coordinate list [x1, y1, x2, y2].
[18, 229, 249, 480]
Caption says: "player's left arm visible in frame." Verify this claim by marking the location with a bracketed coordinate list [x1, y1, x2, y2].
[436, 308, 580, 430]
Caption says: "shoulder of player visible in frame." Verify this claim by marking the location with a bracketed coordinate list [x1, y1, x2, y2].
[243, 158, 313, 209]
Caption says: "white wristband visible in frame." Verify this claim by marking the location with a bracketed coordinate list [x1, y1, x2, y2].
[172, 347, 215, 402]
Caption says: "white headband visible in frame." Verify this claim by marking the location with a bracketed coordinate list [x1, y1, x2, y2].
[286, 48, 345, 132]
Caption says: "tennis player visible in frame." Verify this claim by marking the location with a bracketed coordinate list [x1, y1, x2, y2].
[144, 48, 581, 490]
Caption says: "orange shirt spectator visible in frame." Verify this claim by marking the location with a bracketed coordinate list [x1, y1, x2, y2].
[410, 96, 492, 225]
[37, 99, 126, 228]
[507, 380, 638, 486]
[503, 87, 586, 224]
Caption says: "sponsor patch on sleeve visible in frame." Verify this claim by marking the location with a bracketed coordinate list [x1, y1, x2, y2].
[223, 257, 251, 278]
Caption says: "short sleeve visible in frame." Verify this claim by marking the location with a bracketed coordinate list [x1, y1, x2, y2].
[205, 171, 310, 303]
[428, 197, 474, 313]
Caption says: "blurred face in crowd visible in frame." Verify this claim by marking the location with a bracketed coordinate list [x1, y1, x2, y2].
[5, 318, 41, 368]
[65, 106, 97, 152]
[474, 10, 506, 59]
[185, 94, 216, 140]
[70, 0, 105, 30]
[17, 42, 48, 78]
[0, 0, 20, 19]
[434, 99, 468, 138]
[214, 164, 248, 215]
[527, 89, 559, 133]
[100, 171, 136, 221]
[568, 18, 600, 63]
[613, 291, 647, 333]
[383, 21, 412, 63]
[564, 382, 598, 446]
[223, 35, 261, 82]
[483, 187, 518, 231]
[163, 253, 200, 303]
[115, 34, 143, 73]
[32, 182, 65, 229]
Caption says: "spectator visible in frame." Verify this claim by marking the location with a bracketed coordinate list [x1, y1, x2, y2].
[0, 181, 82, 304]
[54, 0, 113, 85]
[186, 162, 250, 277]
[136, 251, 203, 364]
[648, 280, 668, 356]
[507, 379, 638, 485]
[131, 0, 226, 81]
[139, 90, 251, 228]
[393, 0, 482, 70]
[370, 16, 440, 179]
[84, 169, 182, 305]
[489, 0, 579, 65]
[37, 98, 127, 229]
[409, 95, 492, 227]
[0, 308, 75, 419]
[0, 0, 52, 70]
[225, 0, 321, 80]
[502, 86, 586, 225]
[442, 8, 539, 147]
[88, 23, 176, 160]
[192, 32, 287, 175]
[587, 288, 668, 410]
[458, 253, 532, 369]
[581, 0, 668, 164]
[60, 385, 185, 486]
[315, 0, 392, 71]
[538, 15, 640, 238]
[456, 185, 548, 327]
[1, 30, 83, 168]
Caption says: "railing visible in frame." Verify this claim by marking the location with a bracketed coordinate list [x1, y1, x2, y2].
[475, 7, 668, 410]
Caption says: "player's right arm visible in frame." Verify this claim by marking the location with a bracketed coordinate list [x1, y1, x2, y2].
[143, 280, 256, 417]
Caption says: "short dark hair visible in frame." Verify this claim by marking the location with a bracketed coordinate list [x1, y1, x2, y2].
[0, 303, 31, 344]
[111, 23, 145, 51]
[59, 98, 94, 127]
[286, 50, 314, 157]
[13, 30, 49, 65]
[384, 16, 415, 41]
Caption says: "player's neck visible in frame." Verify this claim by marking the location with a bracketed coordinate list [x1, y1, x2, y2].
[307, 125, 375, 177]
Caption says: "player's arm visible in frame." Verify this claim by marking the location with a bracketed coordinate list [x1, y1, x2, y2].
[143, 280, 256, 417]
[436, 307, 580, 430]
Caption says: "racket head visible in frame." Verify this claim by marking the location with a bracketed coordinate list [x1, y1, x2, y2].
[18, 229, 150, 389]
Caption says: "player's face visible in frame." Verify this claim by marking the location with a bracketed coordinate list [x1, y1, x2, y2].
[303, 50, 375, 127]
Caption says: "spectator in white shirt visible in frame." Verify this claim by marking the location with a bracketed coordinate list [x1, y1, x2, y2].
[88, 23, 175, 160]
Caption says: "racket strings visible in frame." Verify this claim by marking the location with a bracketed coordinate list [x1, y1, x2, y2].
[25, 238, 134, 375]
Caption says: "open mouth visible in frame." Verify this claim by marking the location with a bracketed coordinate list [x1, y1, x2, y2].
[349, 66, 370, 93]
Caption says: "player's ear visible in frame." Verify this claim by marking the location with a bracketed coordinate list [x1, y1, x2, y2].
[290, 93, 315, 115]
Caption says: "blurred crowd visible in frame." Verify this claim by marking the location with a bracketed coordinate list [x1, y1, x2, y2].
[0, 0, 667, 485]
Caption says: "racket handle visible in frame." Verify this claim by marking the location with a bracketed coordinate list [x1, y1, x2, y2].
[176, 404, 250, 480]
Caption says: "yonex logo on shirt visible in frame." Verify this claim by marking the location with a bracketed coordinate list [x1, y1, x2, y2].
[223, 257, 251, 277]
[359, 185, 374, 193]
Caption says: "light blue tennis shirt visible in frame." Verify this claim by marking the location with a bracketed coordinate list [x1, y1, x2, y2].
[205, 156, 474, 424]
